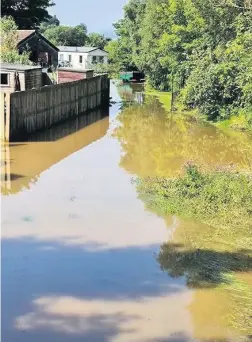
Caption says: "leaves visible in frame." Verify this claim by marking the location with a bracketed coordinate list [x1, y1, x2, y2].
[0, 16, 31, 64]
[1, 0, 54, 29]
[108, 0, 252, 126]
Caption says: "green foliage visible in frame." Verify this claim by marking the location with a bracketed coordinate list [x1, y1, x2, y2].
[40, 15, 60, 33]
[1, 0, 54, 29]
[1, 49, 32, 64]
[110, 0, 252, 126]
[107, 0, 146, 72]
[0, 16, 31, 64]
[92, 63, 118, 77]
[86, 33, 110, 50]
[136, 164, 252, 244]
[135, 163, 252, 335]
[41, 21, 110, 50]
[43, 23, 88, 46]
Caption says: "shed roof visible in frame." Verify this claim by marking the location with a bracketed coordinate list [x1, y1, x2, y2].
[1, 63, 42, 71]
[17, 30, 36, 44]
[58, 67, 94, 73]
[17, 30, 59, 51]
[58, 46, 108, 54]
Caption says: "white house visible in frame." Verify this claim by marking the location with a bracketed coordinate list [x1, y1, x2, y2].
[58, 46, 108, 69]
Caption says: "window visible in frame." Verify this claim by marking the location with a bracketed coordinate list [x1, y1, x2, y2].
[99, 56, 104, 63]
[0, 73, 9, 85]
[92, 56, 97, 64]
[59, 54, 64, 61]
[79, 55, 83, 63]
[68, 55, 72, 62]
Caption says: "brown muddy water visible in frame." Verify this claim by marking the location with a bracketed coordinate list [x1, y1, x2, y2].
[1, 82, 252, 342]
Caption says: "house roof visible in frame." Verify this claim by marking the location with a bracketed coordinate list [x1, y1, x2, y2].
[58, 46, 108, 54]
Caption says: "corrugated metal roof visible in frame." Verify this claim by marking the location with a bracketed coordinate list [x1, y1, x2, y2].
[58, 46, 107, 54]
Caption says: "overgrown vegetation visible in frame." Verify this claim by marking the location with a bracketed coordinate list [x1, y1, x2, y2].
[136, 163, 252, 235]
[135, 163, 252, 336]
[107, 0, 252, 127]
[0, 16, 31, 64]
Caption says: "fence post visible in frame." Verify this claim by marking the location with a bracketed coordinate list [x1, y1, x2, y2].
[5, 93, 11, 141]
[0, 93, 5, 140]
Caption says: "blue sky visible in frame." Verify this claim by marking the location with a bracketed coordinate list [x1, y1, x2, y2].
[50, 0, 127, 37]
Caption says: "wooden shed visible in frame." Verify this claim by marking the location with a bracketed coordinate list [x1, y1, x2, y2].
[17, 30, 59, 67]
[0, 64, 44, 92]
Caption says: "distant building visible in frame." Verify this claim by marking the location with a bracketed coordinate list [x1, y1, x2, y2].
[16, 30, 59, 67]
[58, 46, 108, 69]
[0, 63, 46, 92]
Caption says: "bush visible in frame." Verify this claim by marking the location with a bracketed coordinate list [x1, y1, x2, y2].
[0, 16, 31, 64]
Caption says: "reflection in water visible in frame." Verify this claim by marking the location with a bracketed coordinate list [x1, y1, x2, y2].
[116, 83, 145, 109]
[114, 93, 252, 341]
[1, 109, 109, 195]
[2, 83, 252, 342]
[156, 219, 252, 340]
[158, 242, 252, 289]
[114, 98, 252, 177]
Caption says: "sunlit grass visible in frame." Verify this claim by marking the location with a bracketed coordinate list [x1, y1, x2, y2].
[135, 164, 252, 336]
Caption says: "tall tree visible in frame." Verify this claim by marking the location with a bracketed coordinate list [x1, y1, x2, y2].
[1, 0, 55, 29]
[40, 14, 60, 33]
[43, 23, 88, 46]
[108, 0, 252, 124]
[107, 0, 146, 71]
[86, 33, 110, 50]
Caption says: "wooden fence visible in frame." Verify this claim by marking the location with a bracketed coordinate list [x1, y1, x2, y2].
[1, 74, 109, 141]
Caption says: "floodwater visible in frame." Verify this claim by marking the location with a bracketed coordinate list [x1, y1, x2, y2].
[1, 82, 252, 342]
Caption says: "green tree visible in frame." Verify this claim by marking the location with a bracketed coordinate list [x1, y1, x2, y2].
[108, 0, 146, 71]
[110, 0, 252, 124]
[86, 32, 110, 49]
[43, 23, 88, 46]
[40, 15, 60, 33]
[1, 0, 54, 29]
[0, 16, 31, 64]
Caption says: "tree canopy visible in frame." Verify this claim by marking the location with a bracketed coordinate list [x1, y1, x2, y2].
[40, 15, 60, 33]
[42, 23, 88, 46]
[108, 0, 252, 125]
[1, 0, 54, 29]
[0, 16, 31, 64]
[86, 32, 111, 50]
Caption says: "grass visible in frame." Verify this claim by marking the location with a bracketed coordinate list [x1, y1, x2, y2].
[145, 87, 252, 132]
[135, 163, 252, 336]
[216, 113, 252, 131]
[144, 88, 203, 122]
[145, 90, 172, 111]
[136, 163, 252, 238]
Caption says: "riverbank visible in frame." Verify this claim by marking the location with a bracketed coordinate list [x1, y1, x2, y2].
[116, 88, 252, 338]
[135, 163, 252, 337]
[145, 88, 252, 131]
